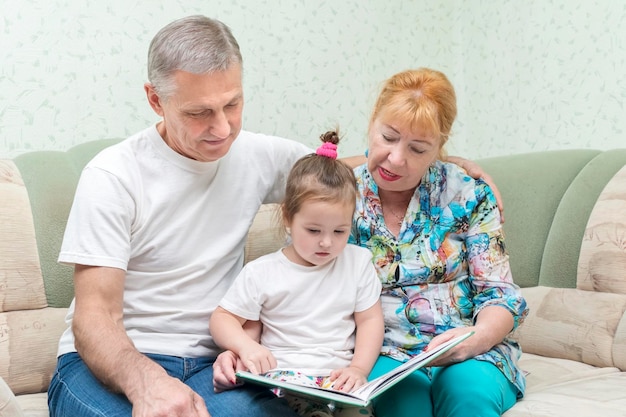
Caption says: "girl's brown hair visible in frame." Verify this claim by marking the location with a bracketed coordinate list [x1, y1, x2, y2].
[280, 130, 357, 231]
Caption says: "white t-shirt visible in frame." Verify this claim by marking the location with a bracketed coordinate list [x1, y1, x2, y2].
[219, 245, 382, 375]
[57, 125, 310, 358]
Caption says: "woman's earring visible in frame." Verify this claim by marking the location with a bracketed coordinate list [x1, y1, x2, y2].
[286, 227, 291, 235]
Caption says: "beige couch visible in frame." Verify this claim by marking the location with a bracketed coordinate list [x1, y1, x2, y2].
[2, 141, 626, 416]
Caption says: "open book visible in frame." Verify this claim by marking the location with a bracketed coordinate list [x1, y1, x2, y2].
[236, 331, 473, 408]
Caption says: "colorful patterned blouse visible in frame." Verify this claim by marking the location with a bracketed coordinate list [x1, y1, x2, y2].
[349, 160, 529, 396]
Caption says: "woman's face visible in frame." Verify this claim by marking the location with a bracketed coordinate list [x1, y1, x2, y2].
[367, 117, 440, 193]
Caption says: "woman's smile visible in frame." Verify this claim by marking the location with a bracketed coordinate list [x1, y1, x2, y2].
[378, 166, 401, 182]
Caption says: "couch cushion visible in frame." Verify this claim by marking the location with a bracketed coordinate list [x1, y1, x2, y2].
[578, 164, 626, 294]
[0, 376, 25, 417]
[15, 392, 48, 417]
[0, 308, 68, 396]
[504, 353, 626, 417]
[512, 286, 626, 369]
[244, 203, 284, 264]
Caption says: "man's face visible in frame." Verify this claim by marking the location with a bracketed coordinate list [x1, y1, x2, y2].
[146, 64, 244, 162]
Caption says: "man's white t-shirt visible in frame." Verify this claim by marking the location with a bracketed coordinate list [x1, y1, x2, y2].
[57, 125, 310, 358]
[219, 245, 382, 375]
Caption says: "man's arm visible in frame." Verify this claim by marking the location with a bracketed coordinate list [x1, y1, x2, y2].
[339, 154, 366, 168]
[446, 155, 504, 221]
[72, 264, 210, 417]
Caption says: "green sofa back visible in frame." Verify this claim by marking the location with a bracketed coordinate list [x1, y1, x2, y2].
[479, 148, 626, 288]
[12, 140, 626, 307]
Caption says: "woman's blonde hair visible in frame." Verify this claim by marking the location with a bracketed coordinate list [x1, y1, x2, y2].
[369, 68, 457, 159]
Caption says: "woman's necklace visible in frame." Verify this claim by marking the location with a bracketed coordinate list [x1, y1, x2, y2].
[383, 201, 410, 227]
[387, 206, 404, 226]
[381, 191, 413, 228]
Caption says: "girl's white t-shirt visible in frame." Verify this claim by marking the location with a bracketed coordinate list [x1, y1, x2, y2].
[219, 245, 382, 374]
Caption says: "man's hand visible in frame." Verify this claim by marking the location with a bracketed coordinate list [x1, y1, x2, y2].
[129, 375, 210, 417]
[447, 156, 505, 222]
[212, 351, 245, 393]
[129, 372, 210, 417]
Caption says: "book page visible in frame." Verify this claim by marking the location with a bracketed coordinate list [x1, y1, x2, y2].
[236, 331, 473, 407]
[352, 331, 473, 399]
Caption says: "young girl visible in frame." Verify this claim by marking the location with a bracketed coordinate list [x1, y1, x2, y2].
[210, 131, 384, 417]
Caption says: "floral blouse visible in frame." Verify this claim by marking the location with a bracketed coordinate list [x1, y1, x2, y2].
[349, 160, 529, 397]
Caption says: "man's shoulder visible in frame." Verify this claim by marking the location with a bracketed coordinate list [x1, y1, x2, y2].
[89, 125, 157, 162]
[80, 126, 159, 181]
[235, 130, 311, 153]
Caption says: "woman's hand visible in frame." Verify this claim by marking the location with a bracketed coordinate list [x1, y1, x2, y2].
[425, 328, 482, 367]
[426, 306, 515, 367]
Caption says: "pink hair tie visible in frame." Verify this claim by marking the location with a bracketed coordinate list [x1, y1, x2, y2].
[316, 142, 338, 159]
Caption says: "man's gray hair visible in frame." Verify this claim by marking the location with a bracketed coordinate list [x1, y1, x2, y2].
[147, 15, 242, 100]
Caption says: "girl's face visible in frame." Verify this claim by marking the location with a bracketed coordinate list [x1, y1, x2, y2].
[367, 117, 440, 193]
[283, 199, 354, 267]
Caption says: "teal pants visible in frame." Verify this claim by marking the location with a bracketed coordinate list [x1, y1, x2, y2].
[369, 357, 518, 417]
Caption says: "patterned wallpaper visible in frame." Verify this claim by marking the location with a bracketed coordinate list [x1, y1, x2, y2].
[0, 1, 624, 160]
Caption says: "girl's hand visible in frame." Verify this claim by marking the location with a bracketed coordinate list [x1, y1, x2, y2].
[327, 366, 369, 392]
[238, 343, 277, 375]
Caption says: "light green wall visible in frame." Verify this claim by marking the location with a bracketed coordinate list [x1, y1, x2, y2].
[447, 0, 625, 159]
[1, 1, 624, 160]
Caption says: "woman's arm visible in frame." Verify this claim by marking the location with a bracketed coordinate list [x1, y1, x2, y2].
[426, 180, 525, 366]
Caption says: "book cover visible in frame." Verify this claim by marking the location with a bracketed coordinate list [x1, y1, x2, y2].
[236, 331, 474, 408]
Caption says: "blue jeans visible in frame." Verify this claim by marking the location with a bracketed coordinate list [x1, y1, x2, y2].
[369, 357, 518, 417]
[48, 352, 299, 417]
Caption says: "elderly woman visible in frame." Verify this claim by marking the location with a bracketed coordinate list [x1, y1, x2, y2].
[350, 68, 528, 417]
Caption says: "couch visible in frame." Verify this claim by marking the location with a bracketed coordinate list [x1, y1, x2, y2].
[1, 140, 626, 417]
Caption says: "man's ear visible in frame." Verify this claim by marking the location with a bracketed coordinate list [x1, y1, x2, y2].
[145, 83, 165, 116]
